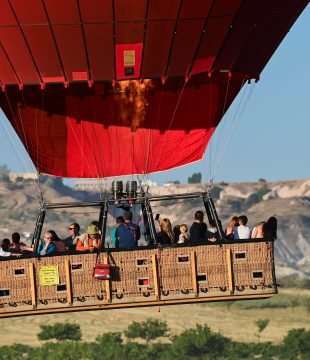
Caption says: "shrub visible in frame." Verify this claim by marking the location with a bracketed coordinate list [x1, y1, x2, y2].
[280, 328, 310, 359]
[170, 324, 230, 358]
[37, 323, 82, 342]
[255, 319, 270, 334]
[244, 193, 259, 207]
[256, 187, 271, 201]
[0, 344, 33, 360]
[94, 332, 124, 359]
[124, 319, 169, 344]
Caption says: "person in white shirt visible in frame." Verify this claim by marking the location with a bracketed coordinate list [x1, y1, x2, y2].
[0, 238, 21, 257]
[233, 215, 251, 239]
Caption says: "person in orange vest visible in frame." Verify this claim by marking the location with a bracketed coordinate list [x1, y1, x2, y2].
[76, 224, 101, 252]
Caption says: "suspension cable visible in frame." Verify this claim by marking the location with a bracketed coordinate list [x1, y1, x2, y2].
[156, 81, 187, 175]
[211, 75, 231, 178]
[1, 94, 42, 197]
[212, 81, 256, 179]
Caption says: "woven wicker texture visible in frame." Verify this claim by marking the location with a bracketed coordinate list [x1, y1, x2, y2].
[0, 241, 276, 313]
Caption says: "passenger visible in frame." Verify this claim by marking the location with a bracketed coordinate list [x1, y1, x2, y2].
[2, 238, 11, 252]
[233, 215, 251, 239]
[178, 224, 190, 244]
[76, 224, 101, 252]
[251, 221, 266, 239]
[10, 232, 22, 253]
[116, 211, 140, 248]
[207, 219, 218, 243]
[111, 216, 124, 247]
[91, 221, 101, 235]
[225, 216, 239, 239]
[189, 210, 208, 243]
[173, 225, 181, 243]
[263, 216, 277, 240]
[157, 218, 175, 245]
[64, 223, 80, 250]
[0, 238, 21, 257]
[37, 231, 57, 256]
[208, 219, 218, 234]
[49, 230, 66, 252]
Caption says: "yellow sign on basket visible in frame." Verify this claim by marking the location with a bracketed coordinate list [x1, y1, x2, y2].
[124, 50, 135, 66]
[39, 266, 59, 286]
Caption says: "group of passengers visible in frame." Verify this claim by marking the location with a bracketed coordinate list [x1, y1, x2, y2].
[0, 211, 141, 257]
[225, 215, 277, 240]
[155, 211, 277, 245]
[155, 210, 218, 245]
[0, 222, 101, 257]
[0, 232, 24, 257]
[0, 211, 277, 257]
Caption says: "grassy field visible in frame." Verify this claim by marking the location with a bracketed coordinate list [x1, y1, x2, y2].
[0, 289, 309, 347]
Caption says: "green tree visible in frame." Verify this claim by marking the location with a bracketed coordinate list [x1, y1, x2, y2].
[170, 324, 229, 359]
[93, 332, 124, 360]
[188, 172, 202, 184]
[124, 319, 169, 344]
[37, 323, 82, 342]
[31, 341, 91, 360]
[280, 328, 310, 359]
[0, 344, 33, 360]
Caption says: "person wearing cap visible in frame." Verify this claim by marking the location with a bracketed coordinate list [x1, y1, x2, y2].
[76, 224, 101, 252]
[116, 211, 140, 248]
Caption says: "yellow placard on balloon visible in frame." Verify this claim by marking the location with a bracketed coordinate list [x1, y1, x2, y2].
[39, 266, 59, 286]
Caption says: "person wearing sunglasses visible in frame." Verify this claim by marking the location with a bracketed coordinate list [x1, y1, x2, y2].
[64, 223, 80, 251]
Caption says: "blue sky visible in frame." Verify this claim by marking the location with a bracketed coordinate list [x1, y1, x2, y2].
[0, 5, 309, 186]
[151, 5, 310, 185]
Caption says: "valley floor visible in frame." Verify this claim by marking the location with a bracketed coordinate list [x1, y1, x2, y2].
[1, 289, 309, 346]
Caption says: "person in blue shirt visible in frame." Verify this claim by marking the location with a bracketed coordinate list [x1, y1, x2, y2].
[37, 231, 57, 255]
[21, 231, 57, 255]
[116, 211, 140, 248]
[111, 216, 124, 247]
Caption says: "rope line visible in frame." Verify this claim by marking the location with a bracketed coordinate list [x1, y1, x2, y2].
[1, 95, 41, 196]
[212, 81, 256, 178]
[156, 81, 187, 176]
[211, 75, 231, 175]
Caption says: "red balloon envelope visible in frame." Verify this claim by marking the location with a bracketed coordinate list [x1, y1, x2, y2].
[0, 0, 307, 178]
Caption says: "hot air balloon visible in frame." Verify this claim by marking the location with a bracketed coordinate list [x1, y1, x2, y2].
[0, 0, 307, 317]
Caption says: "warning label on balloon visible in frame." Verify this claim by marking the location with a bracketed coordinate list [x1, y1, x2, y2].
[124, 50, 135, 66]
[39, 266, 59, 286]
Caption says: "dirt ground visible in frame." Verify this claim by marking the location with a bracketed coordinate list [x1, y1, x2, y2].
[0, 289, 309, 347]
